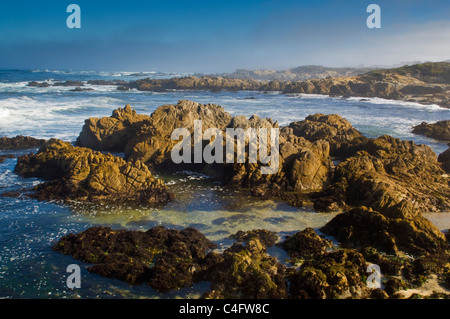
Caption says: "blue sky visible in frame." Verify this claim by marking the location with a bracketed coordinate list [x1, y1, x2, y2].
[0, 0, 449, 72]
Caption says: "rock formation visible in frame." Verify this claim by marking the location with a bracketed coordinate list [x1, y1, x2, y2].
[438, 146, 450, 173]
[412, 120, 450, 141]
[0, 135, 46, 150]
[53, 226, 215, 292]
[14, 139, 173, 204]
[76, 104, 152, 152]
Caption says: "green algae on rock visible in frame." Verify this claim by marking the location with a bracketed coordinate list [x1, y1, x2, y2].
[53, 226, 216, 292]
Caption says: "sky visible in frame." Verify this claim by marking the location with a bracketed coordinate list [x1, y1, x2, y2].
[0, 0, 449, 73]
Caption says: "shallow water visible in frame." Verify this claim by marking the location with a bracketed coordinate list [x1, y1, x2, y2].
[0, 69, 449, 298]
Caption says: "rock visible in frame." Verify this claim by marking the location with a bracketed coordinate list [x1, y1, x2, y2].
[118, 62, 450, 109]
[53, 226, 216, 292]
[288, 114, 366, 157]
[69, 86, 94, 92]
[412, 120, 450, 141]
[229, 229, 279, 247]
[76, 104, 152, 152]
[87, 80, 127, 86]
[400, 85, 445, 95]
[127, 76, 265, 92]
[200, 238, 288, 299]
[384, 278, 409, 296]
[124, 100, 232, 168]
[14, 139, 173, 205]
[227, 125, 334, 196]
[361, 247, 405, 276]
[53, 80, 85, 87]
[438, 147, 450, 173]
[331, 135, 450, 218]
[280, 228, 333, 261]
[0, 154, 14, 163]
[320, 206, 447, 256]
[0, 135, 46, 150]
[289, 249, 372, 299]
[27, 81, 50, 87]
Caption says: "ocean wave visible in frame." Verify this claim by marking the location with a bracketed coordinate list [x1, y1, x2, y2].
[347, 96, 447, 111]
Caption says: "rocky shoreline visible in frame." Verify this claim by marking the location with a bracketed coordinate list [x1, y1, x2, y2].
[26, 62, 450, 109]
[2, 98, 450, 299]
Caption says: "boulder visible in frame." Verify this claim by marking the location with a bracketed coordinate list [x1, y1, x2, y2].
[320, 207, 446, 256]
[53, 80, 85, 87]
[0, 135, 46, 150]
[201, 238, 288, 299]
[280, 227, 333, 261]
[412, 120, 450, 141]
[288, 113, 366, 157]
[53, 226, 216, 292]
[400, 85, 445, 95]
[76, 104, 152, 152]
[229, 229, 279, 247]
[0, 154, 14, 163]
[438, 146, 450, 173]
[14, 139, 173, 205]
[27, 81, 50, 88]
[331, 135, 450, 218]
[289, 249, 372, 299]
[124, 100, 233, 168]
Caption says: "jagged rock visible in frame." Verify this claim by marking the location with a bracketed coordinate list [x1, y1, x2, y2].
[0, 135, 46, 150]
[201, 238, 288, 299]
[119, 62, 450, 108]
[87, 80, 127, 86]
[76, 104, 152, 152]
[124, 100, 233, 168]
[412, 120, 450, 141]
[69, 86, 94, 92]
[280, 228, 333, 261]
[320, 207, 447, 256]
[14, 139, 173, 204]
[229, 229, 279, 247]
[288, 114, 366, 157]
[438, 146, 450, 173]
[27, 81, 50, 87]
[400, 85, 445, 95]
[53, 80, 85, 87]
[0, 154, 14, 163]
[53, 226, 216, 292]
[289, 249, 372, 299]
[128, 76, 265, 92]
[331, 135, 450, 218]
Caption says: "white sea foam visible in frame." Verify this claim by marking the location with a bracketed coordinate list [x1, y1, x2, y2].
[347, 96, 447, 111]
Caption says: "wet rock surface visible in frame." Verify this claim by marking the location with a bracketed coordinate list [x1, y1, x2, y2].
[201, 238, 289, 299]
[52, 224, 450, 299]
[280, 227, 333, 261]
[14, 139, 173, 205]
[53, 226, 216, 292]
[73, 102, 450, 218]
[320, 207, 446, 256]
[0, 135, 46, 150]
[412, 120, 450, 142]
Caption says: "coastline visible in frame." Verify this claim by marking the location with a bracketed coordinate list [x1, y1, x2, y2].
[1, 65, 450, 299]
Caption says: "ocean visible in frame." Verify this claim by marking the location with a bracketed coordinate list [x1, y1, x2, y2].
[0, 69, 449, 298]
